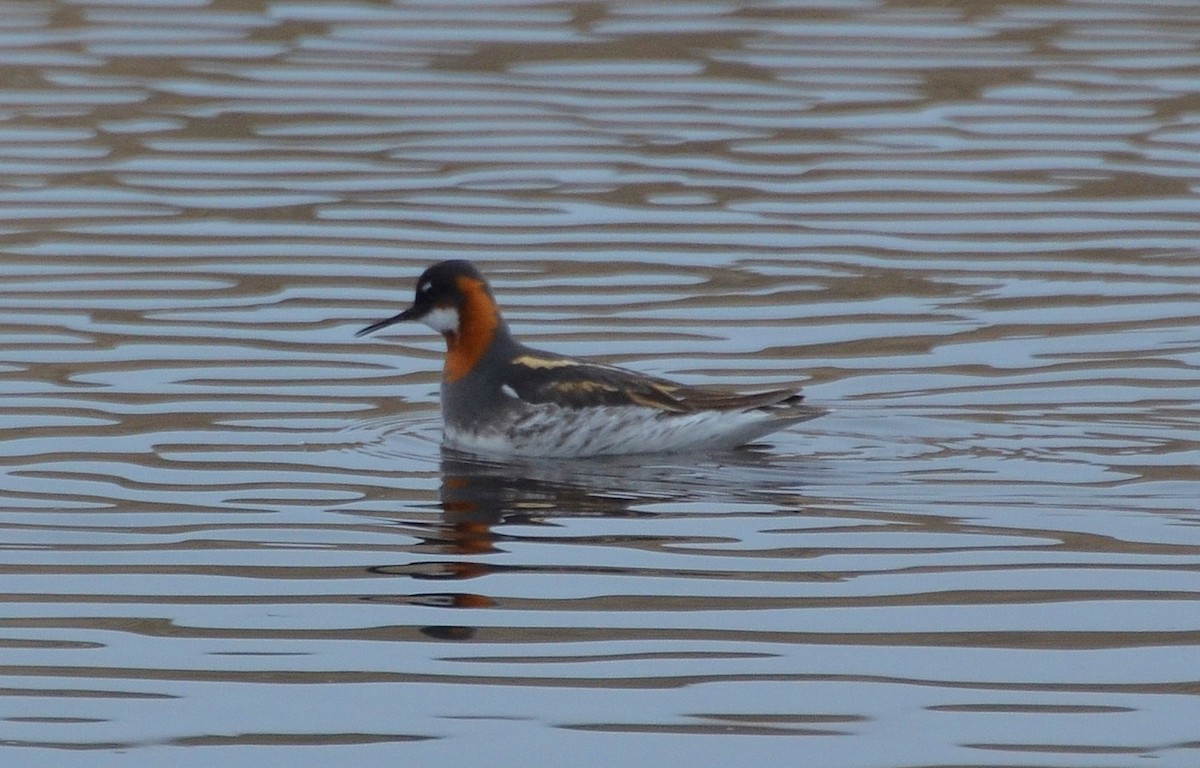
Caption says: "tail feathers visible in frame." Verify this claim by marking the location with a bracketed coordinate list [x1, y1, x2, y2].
[750, 392, 825, 424]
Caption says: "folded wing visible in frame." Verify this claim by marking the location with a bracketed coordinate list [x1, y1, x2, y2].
[503, 353, 807, 415]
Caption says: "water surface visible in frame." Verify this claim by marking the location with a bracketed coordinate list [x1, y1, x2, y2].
[1, 1, 1199, 766]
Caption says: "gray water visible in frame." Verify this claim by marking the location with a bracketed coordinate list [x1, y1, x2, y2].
[1, 1, 1198, 766]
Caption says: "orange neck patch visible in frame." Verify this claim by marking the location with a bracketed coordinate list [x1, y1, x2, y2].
[443, 275, 499, 382]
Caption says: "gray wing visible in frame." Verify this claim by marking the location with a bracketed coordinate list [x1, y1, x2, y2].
[503, 352, 805, 414]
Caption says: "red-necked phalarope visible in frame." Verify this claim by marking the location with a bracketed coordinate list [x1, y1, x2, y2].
[357, 260, 821, 457]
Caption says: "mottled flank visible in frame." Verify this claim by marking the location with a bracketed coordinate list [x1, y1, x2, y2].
[444, 402, 820, 458]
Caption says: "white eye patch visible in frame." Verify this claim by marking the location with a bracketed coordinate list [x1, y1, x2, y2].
[422, 305, 459, 334]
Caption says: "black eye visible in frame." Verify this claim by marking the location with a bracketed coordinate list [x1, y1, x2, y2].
[418, 282, 432, 294]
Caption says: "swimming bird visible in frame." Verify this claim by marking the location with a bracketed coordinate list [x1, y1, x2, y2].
[357, 260, 821, 457]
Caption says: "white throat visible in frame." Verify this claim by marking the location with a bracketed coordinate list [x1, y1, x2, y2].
[422, 306, 460, 334]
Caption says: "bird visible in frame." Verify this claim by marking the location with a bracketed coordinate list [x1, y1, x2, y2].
[356, 260, 821, 458]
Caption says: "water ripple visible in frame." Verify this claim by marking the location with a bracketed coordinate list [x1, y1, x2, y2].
[0, 1, 1197, 765]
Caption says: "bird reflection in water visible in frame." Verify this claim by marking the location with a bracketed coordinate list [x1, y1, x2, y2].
[367, 445, 819, 641]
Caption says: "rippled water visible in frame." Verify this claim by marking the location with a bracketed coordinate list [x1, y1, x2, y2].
[2, 1, 1199, 766]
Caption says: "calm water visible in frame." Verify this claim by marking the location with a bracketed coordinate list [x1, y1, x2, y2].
[2, 1, 1199, 766]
